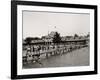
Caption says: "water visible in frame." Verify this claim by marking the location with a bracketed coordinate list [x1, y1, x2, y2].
[23, 47, 89, 68]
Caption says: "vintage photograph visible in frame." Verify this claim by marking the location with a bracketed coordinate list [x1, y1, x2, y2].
[11, 1, 97, 79]
[22, 11, 90, 69]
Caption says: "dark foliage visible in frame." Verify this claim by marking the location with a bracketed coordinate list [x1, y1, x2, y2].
[53, 32, 61, 43]
[24, 37, 40, 45]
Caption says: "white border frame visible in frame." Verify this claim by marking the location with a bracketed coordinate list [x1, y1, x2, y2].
[17, 5, 94, 75]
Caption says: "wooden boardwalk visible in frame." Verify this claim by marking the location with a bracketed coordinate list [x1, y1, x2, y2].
[23, 47, 89, 68]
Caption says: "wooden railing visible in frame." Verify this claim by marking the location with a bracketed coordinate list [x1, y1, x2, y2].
[23, 44, 89, 64]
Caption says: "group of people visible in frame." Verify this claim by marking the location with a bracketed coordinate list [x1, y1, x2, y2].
[23, 43, 88, 64]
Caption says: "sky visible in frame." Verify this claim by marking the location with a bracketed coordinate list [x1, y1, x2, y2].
[23, 11, 90, 39]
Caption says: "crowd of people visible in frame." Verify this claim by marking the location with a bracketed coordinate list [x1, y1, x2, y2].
[23, 42, 89, 65]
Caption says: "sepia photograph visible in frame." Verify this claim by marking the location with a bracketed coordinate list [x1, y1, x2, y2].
[22, 11, 90, 69]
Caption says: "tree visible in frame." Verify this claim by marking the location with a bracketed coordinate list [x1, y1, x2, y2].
[87, 32, 90, 38]
[24, 37, 33, 45]
[53, 32, 61, 44]
[74, 34, 79, 39]
[24, 37, 40, 44]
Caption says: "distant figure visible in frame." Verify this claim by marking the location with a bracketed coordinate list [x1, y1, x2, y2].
[32, 53, 42, 65]
[70, 46, 72, 52]
[27, 47, 30, 52]
[26, 50, 32, 63]
[33, 46, 35, 52]
[38, 46, 41, 51]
